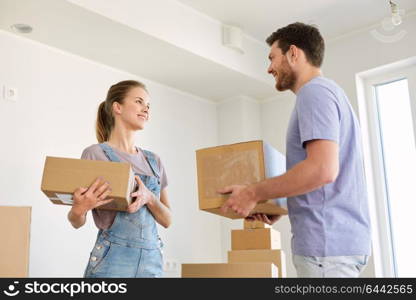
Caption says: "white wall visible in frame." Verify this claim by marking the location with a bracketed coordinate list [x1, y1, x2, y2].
[217, 96, 262, 144]
[259, 14, 416, 277]
[324, 13, 416, 113]
[0, 30, 221, 277]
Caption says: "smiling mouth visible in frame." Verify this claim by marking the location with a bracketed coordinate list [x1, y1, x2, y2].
[137, 115, 147, 120]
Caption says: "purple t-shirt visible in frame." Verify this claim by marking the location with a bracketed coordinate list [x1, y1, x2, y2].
[81, 143, 168, 230]
[286, 76, 371, 257]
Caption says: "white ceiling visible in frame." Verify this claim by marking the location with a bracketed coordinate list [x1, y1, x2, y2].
[178, 0, 416, 41]
[0, 0, 275, 102]
[2, 0, 415, 103]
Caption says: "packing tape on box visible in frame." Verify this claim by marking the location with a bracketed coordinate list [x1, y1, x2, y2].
[54, 193, 74, 205]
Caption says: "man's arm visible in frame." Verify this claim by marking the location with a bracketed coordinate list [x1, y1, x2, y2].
[219, 139, 339, 217]
[253, 139, 339, 201]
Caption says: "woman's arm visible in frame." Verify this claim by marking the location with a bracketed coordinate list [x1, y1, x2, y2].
[146, 188, 171, 228]
[128, 176, 171, 228]
[68, 203, 88, 229]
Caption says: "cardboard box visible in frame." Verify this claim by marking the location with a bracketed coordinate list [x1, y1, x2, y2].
[243, 219, 271, 229]
[228, 249, 286, 278]
[196, 140, 287, 219]
[181, 263, 277, 278]
[0, 206, 31, 277]
[231, 228, 281, 250]
[41, 156, 136, 211]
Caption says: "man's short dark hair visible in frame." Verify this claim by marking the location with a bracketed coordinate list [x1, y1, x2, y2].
[266, 22, 325, 67]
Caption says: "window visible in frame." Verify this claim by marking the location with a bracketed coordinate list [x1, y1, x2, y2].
[374, 78, 416, 277]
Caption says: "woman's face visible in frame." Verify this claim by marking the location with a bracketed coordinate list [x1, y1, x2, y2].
[114, 86, 150, 131]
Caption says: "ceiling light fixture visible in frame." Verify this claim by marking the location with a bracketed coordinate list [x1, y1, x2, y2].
[389, 1, 404, 26]
[10, 24, 33, 34]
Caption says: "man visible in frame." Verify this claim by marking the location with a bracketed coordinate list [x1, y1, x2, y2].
[218, 22, 371, 277]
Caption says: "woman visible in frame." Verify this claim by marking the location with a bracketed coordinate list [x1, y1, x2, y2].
[67, 80, 171, 278]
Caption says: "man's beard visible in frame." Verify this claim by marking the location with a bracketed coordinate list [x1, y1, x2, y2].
[275, 61, 296, 91]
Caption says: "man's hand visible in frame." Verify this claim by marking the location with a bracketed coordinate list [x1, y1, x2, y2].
[246, 213, 282, 225]
[128, 176, 156, 214]
[218, 184, 258, 218]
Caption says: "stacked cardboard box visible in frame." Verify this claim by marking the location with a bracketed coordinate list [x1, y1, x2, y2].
[228, 220, 286, 278]
[0, 206, 32, 277]
[182, 220, 286, 277]
[181, 262, 277, 278]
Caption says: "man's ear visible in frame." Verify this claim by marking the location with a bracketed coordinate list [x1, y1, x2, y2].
[286, 45, 298, 66]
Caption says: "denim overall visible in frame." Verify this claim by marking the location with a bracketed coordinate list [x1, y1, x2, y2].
[84, 143, 163, 278]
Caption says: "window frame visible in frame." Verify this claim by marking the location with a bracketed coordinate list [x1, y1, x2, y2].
[358, 64, 416, 277]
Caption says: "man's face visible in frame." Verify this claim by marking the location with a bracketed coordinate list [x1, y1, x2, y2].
[267, 41, 296, 91]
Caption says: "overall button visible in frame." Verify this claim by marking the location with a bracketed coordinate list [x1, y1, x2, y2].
[91, 256, 97, 262]
[96, 245, 102, 250]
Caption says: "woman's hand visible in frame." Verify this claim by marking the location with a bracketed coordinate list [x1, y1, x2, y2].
[72, 177, 114, 215]
[68, 177, 114, 229]
[127, 176, 156, 214]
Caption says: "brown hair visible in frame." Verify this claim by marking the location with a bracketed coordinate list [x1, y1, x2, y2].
[96, 80, 147, 143]
[266, 22, 325, 67]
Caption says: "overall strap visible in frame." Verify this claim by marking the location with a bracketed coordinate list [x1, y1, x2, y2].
[100, 143, 160, 183]
[141, 149, 160, 180]
[99, 143, 121, 162]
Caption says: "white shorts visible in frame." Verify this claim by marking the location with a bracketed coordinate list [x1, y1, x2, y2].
[292, 255, 369, 278]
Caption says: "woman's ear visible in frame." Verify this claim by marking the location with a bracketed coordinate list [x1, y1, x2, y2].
[112, 101, 122, 115]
